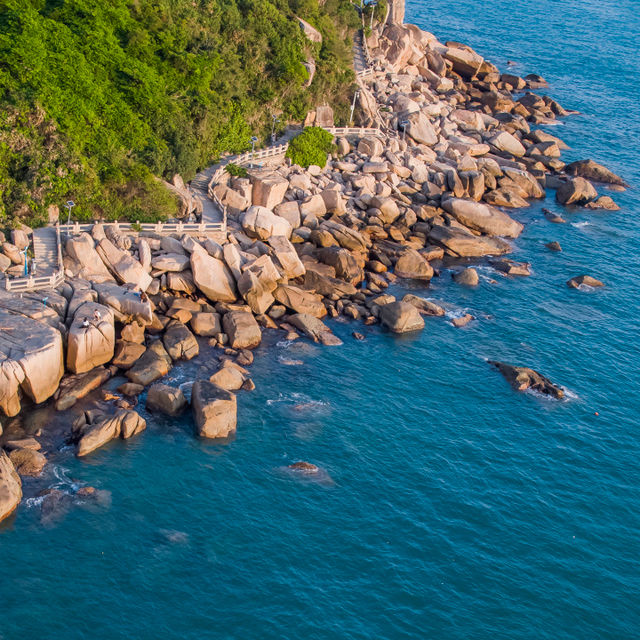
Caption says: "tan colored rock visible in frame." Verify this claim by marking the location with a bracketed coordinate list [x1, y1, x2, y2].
[209, 365, 246, 391]
[453, 268, 479, 286]
[222, 310, 262, 349]
[191, 381, 237, 439]
[0, 310, 64, 417]
[429, 225, 511, 257]
[274, 201, 301, 229]
[190, 249, 237, 303]
[9, 448, 47, 477]
[267, 235, 305, 279]
[442, 198, 523, 237]
[190, 312, 221, 337]
[274, 284, 326, 318]
[55, 367, 112, 411]
[251, 171, 289, 209]
[151, 253, 190, 272]
[406, 111, 437, 146]
[112, 341, 147, 369]
[300, 195, 327, 219]
[146, 383, 186, 416]
[402, 294, 445, 316]
[395, 249, 433, 280]
[288, 313, 343, 346]
[566, 275, 604, 289]
[241, 205, 292, 240]
[379, 301, 425, 333]
[163, 322, 199, 361]
[76, 409, 146, 457]
[556, 177, 598, 205]
[66, 233, 114, 282]
[488, 131, 526, 157]
[358, 136, 384, 157]
[126, 341, 172, 386]
[66, 302, 115, 374]
[0, 451, 22, 523]
[96, 238, 152, 291]
[314, 105, 334, 128]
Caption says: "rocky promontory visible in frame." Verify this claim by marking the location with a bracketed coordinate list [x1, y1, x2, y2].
[0, 9, 626, 523]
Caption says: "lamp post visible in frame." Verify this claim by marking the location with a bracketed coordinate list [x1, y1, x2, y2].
[22, 247, 28, 277]
[349, 90, 360, 126]
[249, 136, 258, 167]
[64, 200, 76, 228]
[368, 0, 377, 30]
[271, 115, 279, 145]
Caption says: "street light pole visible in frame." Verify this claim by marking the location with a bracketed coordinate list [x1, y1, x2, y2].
[64, 200, 76, 228]
[349, 90, 360, 126]
[271, 115, 279, 145]
[249, 136, 258, 167]
[369, 1, 377, 30]
[400, 119, 409, 141]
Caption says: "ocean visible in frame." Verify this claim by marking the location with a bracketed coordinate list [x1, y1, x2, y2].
[1, 0, 639, 637]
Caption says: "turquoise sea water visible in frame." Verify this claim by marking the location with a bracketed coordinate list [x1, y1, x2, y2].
[2, 1, 639, 638]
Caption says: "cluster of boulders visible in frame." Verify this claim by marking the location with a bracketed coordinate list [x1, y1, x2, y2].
[0, 15, 627, 524]
[0, 227, 31, 277]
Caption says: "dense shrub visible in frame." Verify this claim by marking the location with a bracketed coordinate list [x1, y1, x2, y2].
[0, 0, 359, 227]
[225, 163, 249, 178]
[285, 126, 335, 168]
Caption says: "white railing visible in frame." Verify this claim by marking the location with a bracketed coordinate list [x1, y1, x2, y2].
[59, 219, 225, 236]
[3, 270, 64, 292]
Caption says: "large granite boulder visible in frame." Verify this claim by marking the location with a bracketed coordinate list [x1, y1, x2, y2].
[190, 249, 237, 303]
[317, 247, 361, 283]
[241, 206, 292, 241]
[146, 383, 187, 416]
[267, 235, 305, 278]
[0, 310, 64, 417]
[222, 310, 262, 349]
[379, 301, 425, 333]
[237, 255, 280, 315]
[66, 302, 115, 374]
[429, 224, 511, 257]
[564, 159, 628, 188]
[442, 198, 523, 238]
[93, 282, 154, 324]
[303, 269, 357, 298]
[191, 381, 237, 439]
[163, 321, 199, 361]
[288, 313, 343, 346]
[556, 177, 598, 205]
[250, 171, 289, 209]
[488, 131, 526, 157]
[274, 284, 326, 318]
[126, 341, 172, 386]
[96, 238, 152, 291]
[9, 448, 47, 477]
[151, 253, 190, 272]
[65, 233, 114, 282]
[190, 312, 221, 337]
[394, 249, 434, 280]
[76, 409, 147, 457]
[55, 367, 112, 411]
[0, 451, 22, 523]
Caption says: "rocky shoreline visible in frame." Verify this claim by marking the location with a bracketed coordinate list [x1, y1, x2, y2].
[0, 9, 628, 525]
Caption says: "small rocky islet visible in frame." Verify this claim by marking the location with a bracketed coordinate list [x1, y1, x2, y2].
[0, 4, 627, 524]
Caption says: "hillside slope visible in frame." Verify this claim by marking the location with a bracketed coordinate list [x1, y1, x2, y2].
[0, 0, 358, 226]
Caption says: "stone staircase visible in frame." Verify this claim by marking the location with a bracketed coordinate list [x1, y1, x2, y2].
[32, 227, 59, 273]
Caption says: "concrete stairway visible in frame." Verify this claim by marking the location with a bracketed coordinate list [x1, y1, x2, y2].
[32, 227, 59, 273]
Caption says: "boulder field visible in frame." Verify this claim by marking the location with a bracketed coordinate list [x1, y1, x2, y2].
[0, 13, 624, 523]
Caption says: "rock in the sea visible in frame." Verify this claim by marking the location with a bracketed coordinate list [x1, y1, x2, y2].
[274, 284, 327, 318]
[222, 310, 262, 349]
[379, 302, 425, 333]
[0, 310, 64, 417]
[0, 450, 22, 523]
[146, 383, 187, 416]
[288, 313, 343, 346]
[452, 313, 474, 328]
[66, 302, 115, 374]
[564, 159, 628, 188]
[401, 294, 445, 316]
[556, 177, 598, 205]
[209, 362, 247, 391]
[9, 448, 47, 477]
[566, 275, 604, 289]
[584, 195, 620, 211]
[491, 259, 531, 276]
[190, 312, 222, 337]
[287, 461, 319, 473]
[442, 198, 523, 238]
[545, 241, 562, 252]
[489, 360, 564, 399]
[191, 380, 237, 439]
[76, 409, 147, 457]
[453, 268, 479, 286]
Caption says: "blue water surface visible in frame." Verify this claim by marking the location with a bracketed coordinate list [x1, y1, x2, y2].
[2, 0, 639, 638]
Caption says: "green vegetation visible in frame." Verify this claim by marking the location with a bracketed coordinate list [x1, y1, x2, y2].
[225, 163, 249, 178]
[285, 126, 334, 168]
[0, 0, 359, 227]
